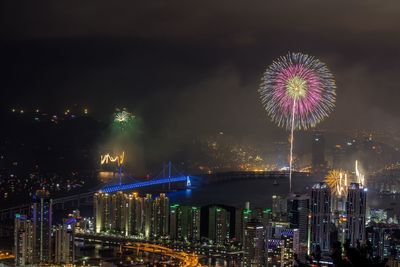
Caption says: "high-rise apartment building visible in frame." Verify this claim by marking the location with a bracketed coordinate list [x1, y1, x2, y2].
[287, 194, 309, 243]
[14, 214, 33, 266]
[310, 182, 331, 253]
[235, 207, 253, 243]
[127, 192, 143, 236]
[346, 183, 367, 247]
[169, 205, 201, 242]
[153, 193, 169, 238]
[281, 229, 299, 267]
[111, 191, 128, 235]
[143, 193, 153, 238]
[272, 195, 287, 221]
[208, 206, 230, 245]
[188, 206, 201, 242]
[270, 221, 290, 239]
[169, 204, 182, 240]
[94, 192, 111, 233]
[267, 223, 300, 267]
[267, 239, 284, 267]
[258, 208, 272, 228]
[367, 226, 391, 259]
[243, 220, 265, 267]
[54, 217, 75, 265]
[32, 189, 52, 263]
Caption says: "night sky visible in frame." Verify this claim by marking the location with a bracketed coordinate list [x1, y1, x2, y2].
[2, 1, 400, 140]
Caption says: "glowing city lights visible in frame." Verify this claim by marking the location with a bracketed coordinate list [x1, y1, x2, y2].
[123, 242, 201, 267]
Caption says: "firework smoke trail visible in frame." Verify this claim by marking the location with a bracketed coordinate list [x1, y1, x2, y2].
[259, 52, 336, 193]
[289, 99, 296, 193]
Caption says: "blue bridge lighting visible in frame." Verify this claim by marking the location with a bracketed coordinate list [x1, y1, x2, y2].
[101, 176, 191, 193]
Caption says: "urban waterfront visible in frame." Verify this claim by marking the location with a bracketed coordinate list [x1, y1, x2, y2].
[1, 170, 397, 266]
[3, 1, 400, 266]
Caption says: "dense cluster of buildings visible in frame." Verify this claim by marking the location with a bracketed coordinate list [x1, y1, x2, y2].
[14, 177, 400, 266]
[92, 180, 368, 266]
[13, 190, 77, 266]
[237, 181, 368, 266]
[94, 192, 173, 239]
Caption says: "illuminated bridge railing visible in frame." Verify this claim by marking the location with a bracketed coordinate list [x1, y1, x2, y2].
[101, 176, 191, 193]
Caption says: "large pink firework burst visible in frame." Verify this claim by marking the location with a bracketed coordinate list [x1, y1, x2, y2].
[259, 52, 336, 130]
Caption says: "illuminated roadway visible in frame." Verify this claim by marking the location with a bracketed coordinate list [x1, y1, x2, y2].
[0, 243, 200, 266]
[0, 251, 14, 260]
[75, 232, 202, 266]
[123, 242, 202, 267]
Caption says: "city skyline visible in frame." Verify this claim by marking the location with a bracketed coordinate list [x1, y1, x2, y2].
[2, 1, 400, 266]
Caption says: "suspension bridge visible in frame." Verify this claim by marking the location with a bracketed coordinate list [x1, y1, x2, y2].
[0, 162, 191, 220]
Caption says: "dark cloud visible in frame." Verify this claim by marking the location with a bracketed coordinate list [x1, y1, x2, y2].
[2, 1, 400, 40]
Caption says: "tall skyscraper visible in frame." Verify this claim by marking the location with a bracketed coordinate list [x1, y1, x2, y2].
[143, 194, 153, 238]
[153, 193, 169, 238]
[208, 206, 230, 245]
[169, 205, 201, 242]
[14, 214, 33, 266]
[312, 132, 326, 173]
[94, 192, 111, 233]
[235, 206, 253, 243]
[243, 220, 265, 267]
[169, 204, 182, 240]
[346, 183, 367, 247]
[281, 229, 300, 267]
[267, 239, 284, 267]
[54, 217, 75, 265]
[127, 192, 143, 236]
[32, 189, 52, 263]
[267, 224, 300, 267]
[111, 191, 128, 235]
[310, 182, 331, 253]
[367, 226, 390, 259]
[272, 195, 287, 222]
[270, 221, 291, 239]
[256, 208, 272, 228]
[188, 206, 201, 242]
[287, 194, 310, 244]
